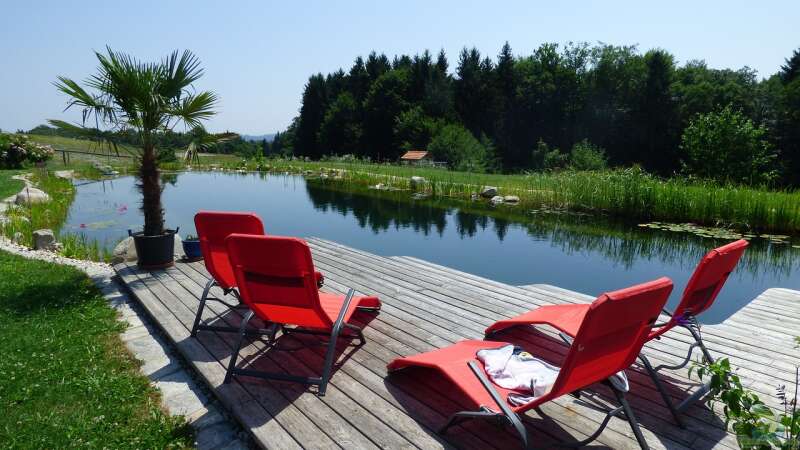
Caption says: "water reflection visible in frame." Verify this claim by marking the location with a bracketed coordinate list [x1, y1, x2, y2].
[64, 172, 800, 323]
[304, 180, 800, 282]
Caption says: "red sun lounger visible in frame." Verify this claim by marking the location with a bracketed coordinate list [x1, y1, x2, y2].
[486, 239, 748, 427]
[224, 234, 381, 396]
[191, 211, 324, 336]
[388, 278, 672, 449]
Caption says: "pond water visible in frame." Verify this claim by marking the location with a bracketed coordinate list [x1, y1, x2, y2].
[64, 171, 800, 324]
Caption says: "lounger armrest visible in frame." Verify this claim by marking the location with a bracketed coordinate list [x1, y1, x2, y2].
[331, 288, 356, 336]
[466, 360, 528, 448]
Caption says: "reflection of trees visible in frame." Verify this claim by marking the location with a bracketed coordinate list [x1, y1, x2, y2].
[527, 218, 800, 279]
[160, 172, 179, 187]
[304, 179, 800, 279]
[305, 182, 448, 236]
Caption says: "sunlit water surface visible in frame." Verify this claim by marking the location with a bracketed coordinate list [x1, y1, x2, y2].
[64, 171, 800, 323]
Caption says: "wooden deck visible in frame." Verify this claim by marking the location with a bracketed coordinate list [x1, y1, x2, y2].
[114, 237, 800, 450]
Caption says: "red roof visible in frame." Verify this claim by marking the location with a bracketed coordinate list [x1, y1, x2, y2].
[400, 150, 429, 160]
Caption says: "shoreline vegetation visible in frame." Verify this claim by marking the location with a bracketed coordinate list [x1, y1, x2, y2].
[218, 157, 800, 235]
[2, 132, 799, 267]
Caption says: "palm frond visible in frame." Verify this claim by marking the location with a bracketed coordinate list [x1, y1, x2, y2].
[167, 91, 218, 129]
[161, 50, 203, 99]
[47, 119, 124, 156]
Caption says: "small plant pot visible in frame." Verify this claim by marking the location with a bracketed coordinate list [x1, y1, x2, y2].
[130, 228, 178, 269]
[182, 239, 203, 262]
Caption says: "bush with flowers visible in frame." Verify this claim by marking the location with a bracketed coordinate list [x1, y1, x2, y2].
[0, 133, 55, 168]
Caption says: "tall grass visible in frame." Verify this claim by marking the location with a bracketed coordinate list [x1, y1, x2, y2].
[0, 169, 113, 261]
[223, 158, 800, 233]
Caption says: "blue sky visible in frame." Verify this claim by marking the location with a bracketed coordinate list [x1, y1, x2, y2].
[1, 1, 797, 135]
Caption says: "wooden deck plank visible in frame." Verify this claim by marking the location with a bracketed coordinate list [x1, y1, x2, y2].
[113, 238, 800, 450]
[305, 240, 734, 449]
[114, 264, 305, 450]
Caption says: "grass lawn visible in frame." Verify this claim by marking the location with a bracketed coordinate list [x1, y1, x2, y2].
[0, 170, 24, 199]
[0, 250, 192, 448]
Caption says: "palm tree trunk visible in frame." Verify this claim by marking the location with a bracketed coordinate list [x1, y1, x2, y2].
[140, 144, 164, 236]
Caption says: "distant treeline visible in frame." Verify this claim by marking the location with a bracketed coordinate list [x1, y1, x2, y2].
[26, 125, 267, 158]
[281, 42, 800, 185]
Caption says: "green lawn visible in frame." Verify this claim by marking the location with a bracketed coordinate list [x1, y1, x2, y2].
[0, 170, 24, 199]
[0, 250, 192, 448]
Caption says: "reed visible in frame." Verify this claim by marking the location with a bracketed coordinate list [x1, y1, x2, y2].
[226, 158, 800, 234]
[0, 169, 113, 261]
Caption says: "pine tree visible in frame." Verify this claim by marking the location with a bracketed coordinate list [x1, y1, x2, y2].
[296, 74, 328, 158]
[780, 48, 800, 84]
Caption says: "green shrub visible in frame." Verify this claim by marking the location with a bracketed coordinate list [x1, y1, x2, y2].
[531, 139, 568, 171]
[569, 139, 608, 171]
[681, 106, 778, 185]
[428, 123, 495, 172]
[0, 133, 55, 168]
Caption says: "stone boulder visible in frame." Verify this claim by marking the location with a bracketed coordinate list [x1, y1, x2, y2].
[480, 186, 498, 198]
[111, 234, 185, 264]
[33, 229, 57, 250]
[503, 195, 520, 204]
[490, 195, 504, 206]
[15, 187, 50, 205]
[410, 176, 426, 188]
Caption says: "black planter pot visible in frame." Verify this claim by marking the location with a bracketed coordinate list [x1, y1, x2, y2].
[130, 228, 178, 269]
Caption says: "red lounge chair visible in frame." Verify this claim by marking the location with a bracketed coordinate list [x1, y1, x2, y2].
[191, 211, 265, 336]
[485, 239, 748, 427]
[388, 278, 672, 449]
[191, 211, 324, 336]
[224, 234, 381, 395]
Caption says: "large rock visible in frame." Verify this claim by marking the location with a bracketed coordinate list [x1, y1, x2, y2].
[410, 176, 427, 188]
[111, 233, 185, 264]
[503, 195, 520, 203]
[112, 237, 138, 263]
[480, 186, 498, 198]
[33, 229, 57, 250]
[15, 187, 50, 205]
[490, 195, 505, 206]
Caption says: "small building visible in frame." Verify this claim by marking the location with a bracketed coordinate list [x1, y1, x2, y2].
[399, 150, 434, 166]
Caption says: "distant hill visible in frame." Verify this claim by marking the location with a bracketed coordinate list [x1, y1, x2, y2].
[241, 133, 276, 142]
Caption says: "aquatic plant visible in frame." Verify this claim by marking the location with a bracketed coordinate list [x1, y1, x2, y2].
[0, 169, 112, 261]
[223, 158, 800, 234]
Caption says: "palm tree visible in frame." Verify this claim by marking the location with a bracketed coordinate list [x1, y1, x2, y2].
[50, 48, 218, 236]
[183, 126, 238, 165]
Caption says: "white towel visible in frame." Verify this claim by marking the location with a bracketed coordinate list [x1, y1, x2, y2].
[476, 345, 559, 403]
[476, 344, 630, 407]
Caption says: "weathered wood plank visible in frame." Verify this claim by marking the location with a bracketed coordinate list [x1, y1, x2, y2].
[114, 263, 305, 450]
[113, 238, 799, 450]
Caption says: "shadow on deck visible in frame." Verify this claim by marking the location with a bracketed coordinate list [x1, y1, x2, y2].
[113, 237, 800, 450]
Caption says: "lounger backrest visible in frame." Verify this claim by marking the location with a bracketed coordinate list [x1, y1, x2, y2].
[226, 234, 331, 329]
[673, 239, 748, 320]
[547, 277, 672, 401]
[195, 211, 264, 290]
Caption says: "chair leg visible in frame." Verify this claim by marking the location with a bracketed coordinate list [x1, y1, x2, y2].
[344, 323, 365, 345]
[191, 279, 215, 337]
[611, 387, 649, 450]
[318, 325, 342, 397]
[687, 325, 714, 364]
[224, 310, 254, 384]
[639, 355, 685, 428]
